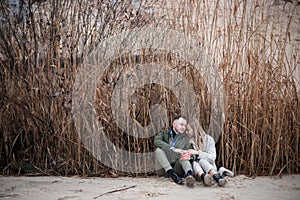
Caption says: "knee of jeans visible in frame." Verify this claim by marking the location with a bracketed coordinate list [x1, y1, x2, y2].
[155, 148, 163, 155]
[199, 159, 207, 165]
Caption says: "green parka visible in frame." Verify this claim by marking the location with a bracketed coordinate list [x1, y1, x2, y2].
[154, 128, 191, 163]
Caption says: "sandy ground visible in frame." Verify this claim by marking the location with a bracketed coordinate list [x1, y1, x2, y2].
[0, 174, 299, 200]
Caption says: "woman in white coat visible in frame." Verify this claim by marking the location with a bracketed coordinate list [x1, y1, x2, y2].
[186, 117, 233, 186]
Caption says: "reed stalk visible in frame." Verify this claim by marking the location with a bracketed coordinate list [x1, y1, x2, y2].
[0, 0, 299, 176]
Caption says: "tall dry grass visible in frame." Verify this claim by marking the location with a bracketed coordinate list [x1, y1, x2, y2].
[0, 0, 299, 176]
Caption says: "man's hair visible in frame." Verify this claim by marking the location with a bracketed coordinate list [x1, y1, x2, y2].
[172, 115, 187, 122]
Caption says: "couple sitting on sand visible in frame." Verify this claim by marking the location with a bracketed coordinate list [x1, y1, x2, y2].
[154, 115, 234, 188]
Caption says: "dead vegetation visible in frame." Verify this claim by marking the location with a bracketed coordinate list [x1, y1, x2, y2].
[0, 0, 299, 176]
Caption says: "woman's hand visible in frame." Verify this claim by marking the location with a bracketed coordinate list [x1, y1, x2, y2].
[187, 149, 199, 155]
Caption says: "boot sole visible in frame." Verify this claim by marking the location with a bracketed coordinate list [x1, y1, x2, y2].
[218, 167, 234, 177]
[218, 178, 227, 186]
[177, 179, 184, 185]
[203, 174, 214, 187]
[185, 176, 195, 188]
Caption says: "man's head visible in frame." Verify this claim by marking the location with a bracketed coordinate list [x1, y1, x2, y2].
[172, 115, 187, 134]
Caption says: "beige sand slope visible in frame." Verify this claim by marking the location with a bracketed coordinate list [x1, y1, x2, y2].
[0, 174, 299, 200]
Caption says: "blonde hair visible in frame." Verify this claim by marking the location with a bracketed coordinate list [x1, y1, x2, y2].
[188, 117, 206, 151]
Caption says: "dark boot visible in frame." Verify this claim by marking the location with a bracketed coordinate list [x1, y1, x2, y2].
[185, 170, 195, 188]
[167, 169, 183, 185]
[200, 173, 214, 186]
[213, 173, 227, 186]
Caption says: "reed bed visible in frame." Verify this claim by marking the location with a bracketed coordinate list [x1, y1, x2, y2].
[0, 0, 299, 176]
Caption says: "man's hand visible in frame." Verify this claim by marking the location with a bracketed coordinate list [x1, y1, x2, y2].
[173, 148, 186, 154]
[172, 148, 192, 160]
[180, 152, 192, 160]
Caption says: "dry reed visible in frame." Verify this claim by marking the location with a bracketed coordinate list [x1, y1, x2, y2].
[0, 0, 299, 176]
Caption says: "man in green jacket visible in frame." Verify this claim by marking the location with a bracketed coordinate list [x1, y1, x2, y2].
[154, 115, 195, 187]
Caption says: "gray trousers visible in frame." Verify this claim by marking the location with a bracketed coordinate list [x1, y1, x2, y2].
[155, 148, 192, 177]
[193, 159, 217, 175]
